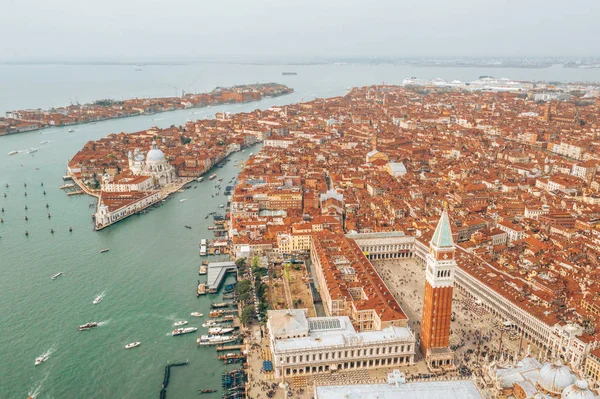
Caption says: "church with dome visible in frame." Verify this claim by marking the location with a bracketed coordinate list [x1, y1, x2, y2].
[485, 355, 599, 399]
[128, 140, 176, 187]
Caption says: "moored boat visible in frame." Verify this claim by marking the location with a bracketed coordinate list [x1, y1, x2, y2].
[209, 310, 223, 318]
[199, 265, 207, 275]
[196, 334, 237, 346]
[208, 327, 234, 335]
[202, 320, 218, 328]
[198, 389, 217, 394]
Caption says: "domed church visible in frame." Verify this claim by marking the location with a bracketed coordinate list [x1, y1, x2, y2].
[127, 140, 176, 187]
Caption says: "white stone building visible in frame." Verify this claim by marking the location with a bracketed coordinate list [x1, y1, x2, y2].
[127, 140, 176, 187]
[267, 309, 416, 378]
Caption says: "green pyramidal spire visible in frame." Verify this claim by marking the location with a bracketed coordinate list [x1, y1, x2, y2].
[431, 209, 454, 248]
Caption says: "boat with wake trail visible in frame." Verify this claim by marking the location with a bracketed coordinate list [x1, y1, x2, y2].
[78, 322, 98, 331]
[34, 353, 49, 366]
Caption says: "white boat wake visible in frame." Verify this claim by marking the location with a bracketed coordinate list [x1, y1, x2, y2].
[28, 384, 42, 398]
[97, 319, 111, 327]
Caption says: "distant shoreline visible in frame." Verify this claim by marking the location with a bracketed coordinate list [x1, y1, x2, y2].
[0, 83, 293, 137]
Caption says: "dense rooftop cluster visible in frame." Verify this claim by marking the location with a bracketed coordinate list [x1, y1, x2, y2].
[227, 85, 600, 338]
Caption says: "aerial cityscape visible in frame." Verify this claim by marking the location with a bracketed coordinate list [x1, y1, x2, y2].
[2, 1, 600, 399]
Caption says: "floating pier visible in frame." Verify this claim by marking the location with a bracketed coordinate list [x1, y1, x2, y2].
[216, 344, 245, 352]
[205, 261, 237, 293]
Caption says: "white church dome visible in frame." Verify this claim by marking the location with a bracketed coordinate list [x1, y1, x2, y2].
[146, 140, 166, 163]
[538, 361, 576, 394]
[562, 379, 597, 399]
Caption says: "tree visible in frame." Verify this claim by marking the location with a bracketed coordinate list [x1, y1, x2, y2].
[235, 280, 252, 304]
[251, 255, 260, 271]
[235, 257, 247, 274]
[241, 305, 255, 326]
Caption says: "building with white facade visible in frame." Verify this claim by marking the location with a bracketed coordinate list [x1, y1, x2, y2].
[314, 377, 483, 399]
[267, 309, 416, 378]
[346, 231, 415, 260]
[127, 140, 177, 187]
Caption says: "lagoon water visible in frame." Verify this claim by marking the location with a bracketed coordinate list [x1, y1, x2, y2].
[0, 62, 599, 398]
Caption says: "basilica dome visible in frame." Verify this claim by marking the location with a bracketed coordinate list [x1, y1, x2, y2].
[146, 140, 166, 163]
[538, 361, 576, 394]
[562, 379, 597, 399]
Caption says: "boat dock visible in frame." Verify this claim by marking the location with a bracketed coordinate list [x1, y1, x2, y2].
[206, 261, 237, 293]
[216, 344, 245, 352]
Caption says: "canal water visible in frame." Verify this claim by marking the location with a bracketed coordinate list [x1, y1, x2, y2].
[1, 62, 598, 398]
[0, 102, 263, 398]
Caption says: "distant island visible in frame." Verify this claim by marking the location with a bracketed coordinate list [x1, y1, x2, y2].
[0, 83, 293, 137]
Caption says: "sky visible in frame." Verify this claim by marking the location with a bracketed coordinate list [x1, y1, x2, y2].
[1, 0, 599, 61]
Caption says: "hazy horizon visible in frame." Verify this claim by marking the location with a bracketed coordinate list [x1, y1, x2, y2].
[1, 0, 599, 62]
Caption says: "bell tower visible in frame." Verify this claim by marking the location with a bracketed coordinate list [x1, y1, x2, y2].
[420, 209, 456, 372]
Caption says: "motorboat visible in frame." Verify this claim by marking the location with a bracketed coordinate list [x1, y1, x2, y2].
[78, 322, 99, 331]
[180, 198, 187, 203]
[191, 312, 203, 317]
[198, 389, 217, 394]
[34, 353, 49, 366]
[93, 293, 104, 304]
[185, 225, 192, 229]
[219, 204, 225, 208]
[208, 327, 234, 335]
[208, 174, 217, 180]
[209, 310, 223, 318]
[40, 140, 50, 144]
[198, 265, 207, 275]
[27, 148, 38, 154]
[173, 320, 188, 327]
[51, 272, 63, 280]
[197, 177, 204, 182]
[196, 334, 236, 346]
[100, 248, 109, 253]
[172, 327, 197, 336]
[68, 128, 75, 132]
[125, 342, 141, 349]
[202, 320, 218, 328]
[8, 150, 18, 155]
[211, 302, 228, 308]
